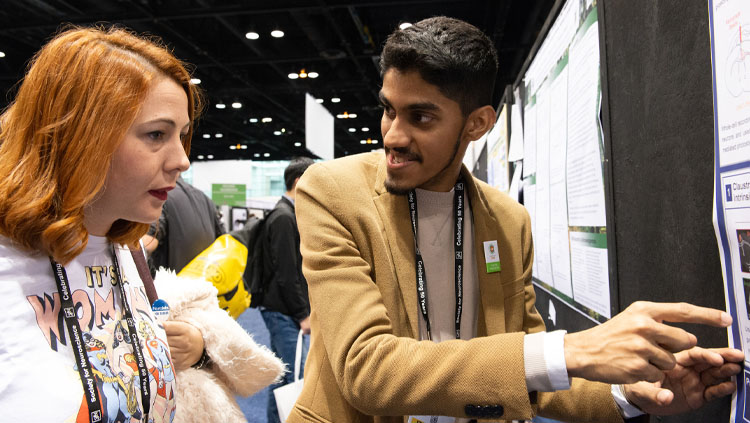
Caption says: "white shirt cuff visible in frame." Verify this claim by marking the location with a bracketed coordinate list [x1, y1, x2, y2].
[611, 384, 645, 418]
[524, 330, 571, 392]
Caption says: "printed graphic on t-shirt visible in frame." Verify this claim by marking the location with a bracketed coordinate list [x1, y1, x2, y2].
[26, 264, 176, 422]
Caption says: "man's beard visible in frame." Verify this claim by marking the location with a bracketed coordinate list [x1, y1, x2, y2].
[384, 132, 464, 195]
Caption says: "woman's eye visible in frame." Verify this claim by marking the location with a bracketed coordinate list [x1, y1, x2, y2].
[147, 131, 165, 141]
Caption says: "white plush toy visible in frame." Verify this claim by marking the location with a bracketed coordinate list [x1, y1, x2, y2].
[154, 268, 285, 423]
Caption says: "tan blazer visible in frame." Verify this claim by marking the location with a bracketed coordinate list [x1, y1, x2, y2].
[287, 152, 622, 423]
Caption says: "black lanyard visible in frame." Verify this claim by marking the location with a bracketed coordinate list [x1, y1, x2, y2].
[50, 245, 151, 423]
[407, 178, 465, 340]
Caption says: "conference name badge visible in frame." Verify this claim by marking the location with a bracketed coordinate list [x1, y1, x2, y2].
[483, 240, 501, 273]
[408, 417, 454, 423]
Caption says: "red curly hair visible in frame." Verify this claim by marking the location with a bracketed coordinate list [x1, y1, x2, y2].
[0, 26, 203, 264]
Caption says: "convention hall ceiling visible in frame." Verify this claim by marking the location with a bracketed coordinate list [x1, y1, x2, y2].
[0, 0, 554, 161]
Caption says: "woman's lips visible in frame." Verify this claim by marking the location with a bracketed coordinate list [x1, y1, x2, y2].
[148, 187, 173, 201]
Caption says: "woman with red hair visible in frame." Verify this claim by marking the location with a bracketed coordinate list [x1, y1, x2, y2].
[0, 26, 204, 422]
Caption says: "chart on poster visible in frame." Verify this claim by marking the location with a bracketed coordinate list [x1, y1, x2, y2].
[520, 0, 612, 322]
[709, 0, 750, 421]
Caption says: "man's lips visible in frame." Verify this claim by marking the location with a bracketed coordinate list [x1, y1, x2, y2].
[148, 186, 174, 201]
[387, 151, 421, 169]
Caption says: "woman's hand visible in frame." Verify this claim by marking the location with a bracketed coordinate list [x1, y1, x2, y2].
[163, 321, 205, 370]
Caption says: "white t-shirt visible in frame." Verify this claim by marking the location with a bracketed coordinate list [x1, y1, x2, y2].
[0, 235, 177, 423]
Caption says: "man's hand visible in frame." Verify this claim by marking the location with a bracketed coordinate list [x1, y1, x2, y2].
[164, 321, 205, 370]
[299, 316, 311, 335]
[564, 301, 733, 384]
[623, 347, 743, 415]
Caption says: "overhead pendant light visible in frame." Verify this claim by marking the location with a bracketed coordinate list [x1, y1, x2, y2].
[215, 102, 226, 109]
[197, 155, 205, 159]
[315, 98, 324, 104]
[190, 78, 201, 85]
[294, 142, 302, 147]
[249, 118, 258, 123]
[263, 152, 271, 157]
[262, 117, 273, 123]
[245, 31, 260, 40]
[308, 72, 319, 78]
[215, 133, 224, 138]
[271, 29, 285, 38]
[299, 69, 308, 78]
[399, 22, 413, 30]
[254, 153, 261, 158]
[202, 134, 211, 139]
[207, 154, 214, 159]
[0, 51, 5, 58]
[288, 73, 299, 79]
[348, 128, 356, 132]
[331, 97, 341, 103]
[361, 127, 369, 132]
[231, 101, 242, 109]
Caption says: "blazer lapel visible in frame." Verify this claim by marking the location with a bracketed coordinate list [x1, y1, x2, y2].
[372, 160, 420, 338]
[463, 168, 507, 337]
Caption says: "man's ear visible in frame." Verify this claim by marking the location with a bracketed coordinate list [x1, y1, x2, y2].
[462, 105, 496, 142]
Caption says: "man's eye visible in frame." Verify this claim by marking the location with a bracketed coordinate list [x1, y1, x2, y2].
[414, 113, 433, 124]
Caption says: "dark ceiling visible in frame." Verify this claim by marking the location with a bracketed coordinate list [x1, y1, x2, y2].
[0, 0, 554, 162]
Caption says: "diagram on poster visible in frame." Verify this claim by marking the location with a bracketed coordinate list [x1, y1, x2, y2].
[520, 0, 612, 322]
[709, 0, 750, 421]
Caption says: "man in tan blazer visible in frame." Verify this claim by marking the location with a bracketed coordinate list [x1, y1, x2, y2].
[287, 17, 742, 423]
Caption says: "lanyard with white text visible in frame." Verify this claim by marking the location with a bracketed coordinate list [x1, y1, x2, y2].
[49, 246, 150, 423]
[407, 178, 465, 341]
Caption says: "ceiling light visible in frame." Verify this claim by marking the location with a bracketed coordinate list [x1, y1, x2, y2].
[263, 152, 271, 157]
[331, 97, 341, 103]
[294, 142, 302, 147]
[207, 155, 214, 159]
[202, 134, 211, 139]
[371, 139, 378, 144]
[316, 98, 324, 104]
[349, 113, 357, 118]
[241, 145, 248, 149]
[299, 69, 308, 78]
[230, 145, 237, 150]
[262, 117, 273, 123]
[400, 22, 413, 30]
[254, 153, 261, 158]
[288, 73, 299, 79]
[197, 155, 205, 159]
[308, 72, 319, 78]
[360, 140, 367, 144]
[281, 128, 286, 133]
[348, 128, 356, 132]
[246, 31, 260, 40]
[232, 102, 242, 109]
[190, 78, 201, 85]
[215, 133, 223, 138]
[215, 103, 226, 109]
[361, 127, 369, 132]
[249, 118, 258, 123]
[0, 51, 5, 58]
[274, 131, 282, 136]
[271, 30, 285, 38]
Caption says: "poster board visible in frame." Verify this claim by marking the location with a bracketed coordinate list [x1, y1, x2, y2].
[519, 0, 614, 322]
[708, 0, 750, 420]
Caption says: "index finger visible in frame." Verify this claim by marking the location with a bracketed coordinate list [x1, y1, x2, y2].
[643, 302, 732, 327]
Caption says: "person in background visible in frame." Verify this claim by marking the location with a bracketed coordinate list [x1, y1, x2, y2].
[286, 17, 743, 423]
[0, 26, 206, 422]
[142, 176, 225, 275]
[260, 156, 315, 423]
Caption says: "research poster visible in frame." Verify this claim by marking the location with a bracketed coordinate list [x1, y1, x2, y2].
[487, 105, 510, 193]
[708, 0, 750, 420]
[521, 0, 612, 322]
